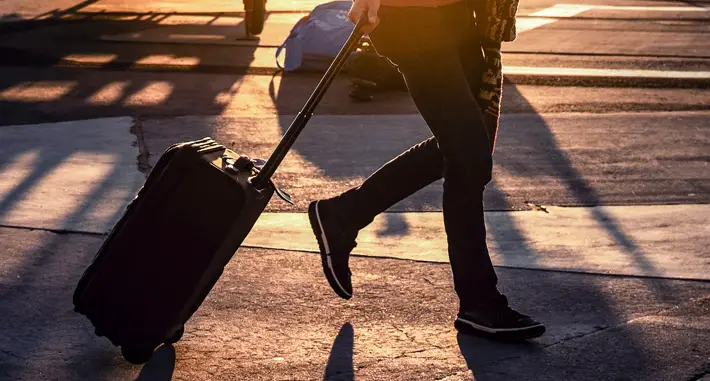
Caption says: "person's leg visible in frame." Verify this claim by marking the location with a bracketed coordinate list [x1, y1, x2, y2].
[308, 136, 442, 299]
[361, 2, 502, 305]
[380, 34, 499, 311]
[311, 1, 544, 339]
[311, 1, 497, 303]
[327, 137, 441, 230]
[329, 5, 489, 232]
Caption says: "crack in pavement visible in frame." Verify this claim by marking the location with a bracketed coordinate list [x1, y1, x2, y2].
[540, 325, 612, 350]
[129, 117, 152, 175]
[394, 344, 458, 360]
[525, 203, 549, 213]
[541, 294, 710, 351]
[355, 343, 458, 372]
[389, 323, 450, 351]
[0, 223, 106, 236]
[438, 295, 710, 374]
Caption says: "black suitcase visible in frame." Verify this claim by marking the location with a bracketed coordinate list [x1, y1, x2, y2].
[72, 20, 366, 365]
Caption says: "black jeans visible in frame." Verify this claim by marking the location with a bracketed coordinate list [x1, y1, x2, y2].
[331, 0, 500, 310]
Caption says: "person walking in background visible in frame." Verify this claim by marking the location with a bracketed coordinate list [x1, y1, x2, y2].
[308, 0, 546, 340]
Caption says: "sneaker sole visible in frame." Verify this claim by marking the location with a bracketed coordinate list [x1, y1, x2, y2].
[454, 318, 546, 341]
[308, 201, 352, 300]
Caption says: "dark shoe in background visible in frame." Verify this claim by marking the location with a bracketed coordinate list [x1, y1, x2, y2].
[347, 36, 407, 102]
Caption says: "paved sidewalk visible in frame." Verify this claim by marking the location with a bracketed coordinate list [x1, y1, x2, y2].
[244, 204, 710, 280]
[2, 113, 708, 228]
[0, 115, 707, 380]
[1, 228, 709, 381]
[1, 1, 709, 379]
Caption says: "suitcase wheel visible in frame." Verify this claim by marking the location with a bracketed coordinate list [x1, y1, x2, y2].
[166, 326, 185, 344]
[121, 346, 154, 365]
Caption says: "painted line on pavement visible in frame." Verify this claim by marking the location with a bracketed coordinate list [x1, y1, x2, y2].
[504, 66, 710, 79]
[516, 3, 709, 33]
[523, 3, 709, 19]
[572, 4, 708, 12]
[517, 4, 593, 33]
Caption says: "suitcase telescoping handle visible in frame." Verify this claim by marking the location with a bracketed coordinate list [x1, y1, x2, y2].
[251, 18, 367, 190]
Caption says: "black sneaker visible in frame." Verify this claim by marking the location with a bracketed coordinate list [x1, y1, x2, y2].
[455, 296, 545, 341]
[308, 200, 357, 300]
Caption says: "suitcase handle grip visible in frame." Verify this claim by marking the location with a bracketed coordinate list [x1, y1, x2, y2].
[251, 18, 367, 190]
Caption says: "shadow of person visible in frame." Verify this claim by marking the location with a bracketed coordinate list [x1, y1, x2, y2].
[134, 344, 176, 381]
[323, 323, 355, 381]
[456, 332, 541, 381]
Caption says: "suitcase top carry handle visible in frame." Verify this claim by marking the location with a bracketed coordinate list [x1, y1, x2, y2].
[251, 18, 367, 190]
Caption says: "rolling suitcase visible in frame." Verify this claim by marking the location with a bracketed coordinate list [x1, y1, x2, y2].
[72, 19, 366, 365]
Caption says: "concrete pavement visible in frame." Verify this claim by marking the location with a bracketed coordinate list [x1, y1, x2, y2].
[0, 117, 144, 233]
[1, 113, 708, 278]
[0, 112, 708, 380]
[244, 204, 710, 280]
[2, 111, 708, 217]
[140, 112, 710, 211]
[1, 0, 709, 379]
[2, 228, 710, 381]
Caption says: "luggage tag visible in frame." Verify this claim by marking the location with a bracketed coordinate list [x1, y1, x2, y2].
[250, 158, 294, 205]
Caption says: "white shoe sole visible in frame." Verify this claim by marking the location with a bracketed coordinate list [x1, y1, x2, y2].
[311, 201, 352, 299]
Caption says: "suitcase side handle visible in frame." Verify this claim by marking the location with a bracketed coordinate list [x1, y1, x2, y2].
[251, 18, 367, 190]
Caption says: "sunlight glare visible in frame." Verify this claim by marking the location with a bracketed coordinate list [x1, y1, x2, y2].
[0, 151, 118, 231]
[0, 81, 76, 102]
[0, 150, 41, 206]
[134, 55, 200, 67]
[64, 53, 118, 65]
[123, 81, 174, 106]
[86, 81, 130, 105]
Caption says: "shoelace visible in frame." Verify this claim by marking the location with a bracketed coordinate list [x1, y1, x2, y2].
[497, 304, 529, 322]
[489, 295, 529, 321]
